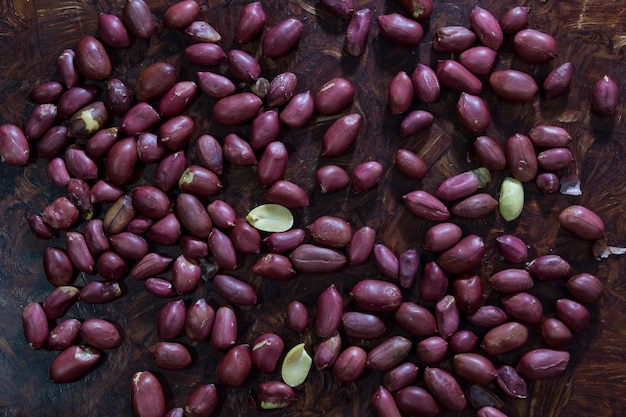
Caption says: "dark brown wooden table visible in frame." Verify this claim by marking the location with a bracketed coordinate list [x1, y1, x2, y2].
[1, 0, 625, 416]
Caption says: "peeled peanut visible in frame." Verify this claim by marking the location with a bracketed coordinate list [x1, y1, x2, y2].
[281, 343, 312, 387]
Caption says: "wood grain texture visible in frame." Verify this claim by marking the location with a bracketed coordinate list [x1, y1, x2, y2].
[0, 0, 625, 416]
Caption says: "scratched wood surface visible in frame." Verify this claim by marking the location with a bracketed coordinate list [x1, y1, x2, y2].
[0, 0, 625, 416]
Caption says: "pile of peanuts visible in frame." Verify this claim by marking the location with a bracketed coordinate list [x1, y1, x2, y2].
[3, 0, 619, 416]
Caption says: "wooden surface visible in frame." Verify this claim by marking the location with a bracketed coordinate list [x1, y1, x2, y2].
[1, 0, 625, 416]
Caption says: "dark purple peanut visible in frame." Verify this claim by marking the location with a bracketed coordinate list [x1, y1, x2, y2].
[38, 125, 69, 158]
[513, 29, 558, 63]
[424, 223, 462, 252]
[377, 13, 423, 46]
[334, 346, 367, 382]
[403, 190, 450, 221]
[79, 281, 122, 304]
[449, 330, 479, 353]
[267, 72, 297, 107]
[517, 348, 570, 380]
[459, 46, 497, 75]
[251, 333, 284, 373]
[529, 125, 571, 148]
[264, 180, 309, 209]
[22, 302, 49, 350]
[544, 62, 573, 98]
[536, 173, 560, 194]
[394, 149, 427, 179]
[506, 133, 538, 182]
[315, 77, 355, 115]
[256, 381, 296, 410]
[50, 345, 100, 383]
[367, 336, 412, 371]
[265, 229, 306, 253]
[433, 26, 477, 52]
[435, 295, 460, 338]
[216, 344, 252, 388]
[163, 0, 199, 29]
[388, 71, 414, 115]
[29, 81, 63, 104]
[197, 71, 236, 99]
[394, 386, 439, 417]
[79, 318, 122, 350]
[87, 128, 119, 159]
[65, 178, 93, 219]
[252, 253, 296, 280]
[214, 274, 256, 306]
[472, 136, 506, 171]
[499, 6, 529, 34]
[489, 269, 533, 293]
[122, 0, 155, 39]
[420, 261, 448, 302]
[230, 219, 262, 254]
[467, 305, 508, 328]
[453, 353, 497, 385]
[222, 134, 257, 166]
[185, 298, 215, 341]
[470, 6, 503, 49]
[208, 228, 237, 270]
[47, 318, 81, 351]
[374, 244, 399, 279]
[65, 231, 94, 274]
[416, 336, 448, 364]
[130, 253, 172, 281]
[348, 226, 375, 265]
[558, 205, 605, 240]
[43, 286, 79, 319]
[212, 92, 262, 126]
[159, 115, 194, 151]
[108, 232, 148, 261]
[308, 216, 352, 248]
[399, 110, 434, 137]
[289, 244, 346, 273]
[395, 302, 437, 336]
[351, 279, 402, 312]
[566, 273, 603, 304]
[495, 234, 528, 263]
[157, 299, 187, 340]
[477, 406, 508, 417]
[383, 362, 419, 392]
[344, 8, 372, 56]
[315, 165, 350, 193]
[395, 0, 432, 19]
[527, 254, 572, 281]
[489, 70, 539, 102]
[250, 110, 280, 150]
[106, 79, 132, 117]
[286, 301, 308, 334]
[65, 146, 98, 180]
[194, 135, 222, 175]
[541, 317, 573, 347]
[371, 386, 402, 417]
[437, 60, 482, 95]
[591, 75, 619, 116]
[57, 85, 99, 119]
[257, 141, 288, 187]
[227, 49, 261, 82]
[319, 0, 354, 19]
[411, 63, 440, 102]
[105, 137, 138, 186]
[279, 90, 315, 128]
[496, 364, 528, 399]
[437, 170, 488, 201]
[172, 255, 201, 295]
[42, 197, 79, 231]
[176, 193, 212, 239]
[437, 234, 485, 274]
[150, 342, 192, 370]
[555, 298, 591, 333]
[235, 1, 266, 43]
[145, 278, 176, 298]
[398, 248, 419, 289]
[46, 158, 70, 187]
[457, 93, 490, 134]
[57, 49, 79, 89]
[120, 103, 160, 137]
[211, 306, 237, 352]
[453, 274, 482, 313]
[314, 333, 342, 371]
[75, 36, 111, 80]
[184, 384, 218, 417]
[423, 367, 467, 411]
[186, 21, 221, 43]
[185, 42, 227, 66]
[132, 185, 171, 220]
[262, 18, 302, 58]
[131, 371, 166, 417]
[179, 165, 223, 197]
[315, 285, 344, 338]
[537, 148, 574, 171]
[29, 214, 58, 240]
[342, 311, 387, 339]
[98, 13, 130, 48]
[502, 292, 543, 324]
[322, 113, 362, 157]
[43, 247, 75, 286]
